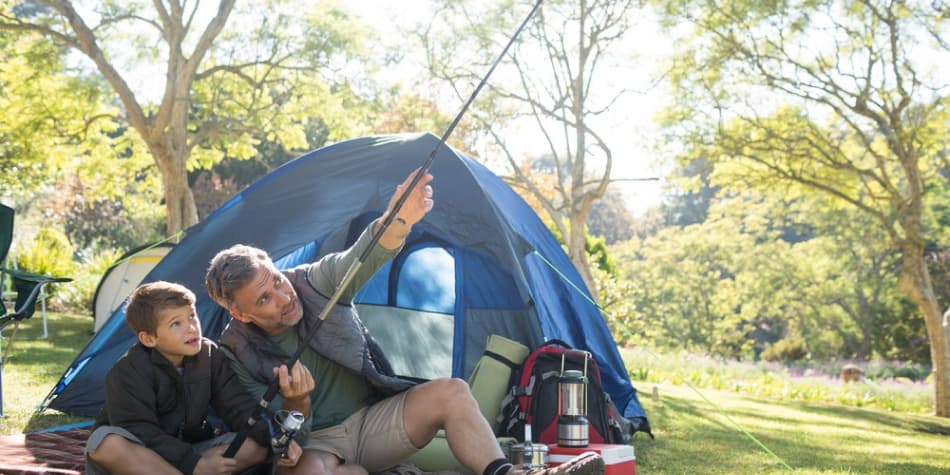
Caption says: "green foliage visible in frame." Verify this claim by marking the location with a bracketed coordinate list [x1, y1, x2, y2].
[549, 222, 617, 275]
[55, 247, 123, 314]
[585, 234, 616, 276]
[13, 227, 77, 301]
[0, 31, 120, 202]
[613, 189, 920, 362]
[595, 266, 641, 347]
[761, 338, 808, 362]
[653, 0, 950, 408]
[3, 0, 381, 234]
[44, 175, 165, 254]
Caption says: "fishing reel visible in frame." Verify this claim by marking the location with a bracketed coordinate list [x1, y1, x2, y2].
[269, 409, 305, 459]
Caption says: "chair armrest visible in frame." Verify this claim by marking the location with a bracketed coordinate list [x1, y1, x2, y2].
[1, 267, 72, 284]
[0, 267, 72, 332]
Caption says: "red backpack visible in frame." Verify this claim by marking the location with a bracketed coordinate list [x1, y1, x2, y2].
[496, 340, 623, 444]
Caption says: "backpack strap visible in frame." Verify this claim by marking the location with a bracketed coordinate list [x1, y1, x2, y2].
[484, 350, 520, 370]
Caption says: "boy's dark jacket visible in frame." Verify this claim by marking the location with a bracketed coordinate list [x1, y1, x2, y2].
[94, 338, 269, 474]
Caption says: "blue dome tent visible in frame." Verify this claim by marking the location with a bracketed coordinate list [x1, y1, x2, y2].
[41, 133, 649, 435]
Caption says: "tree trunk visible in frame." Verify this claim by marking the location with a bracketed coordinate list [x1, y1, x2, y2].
[152, 143, 198, 238]
[567, 212, 597, 298]
[898, 251, 950, 417]
[163, 167, 198, 238]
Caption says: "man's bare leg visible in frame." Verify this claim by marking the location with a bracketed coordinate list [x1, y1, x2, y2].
[403, 378, 505, 474]
[88, 434, 181, 475]
[279, 448, 369, 475]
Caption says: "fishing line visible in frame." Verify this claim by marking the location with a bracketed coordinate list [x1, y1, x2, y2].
[224, 0, 545, 458]
[531, 249, 795, 472]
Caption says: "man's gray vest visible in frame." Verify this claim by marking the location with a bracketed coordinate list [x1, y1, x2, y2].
[219, 266, 416, 396]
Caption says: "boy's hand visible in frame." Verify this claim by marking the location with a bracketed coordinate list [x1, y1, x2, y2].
[275, 361, 314, 416]
[276, 440, 303, 468]
[194, 446, 238, 475]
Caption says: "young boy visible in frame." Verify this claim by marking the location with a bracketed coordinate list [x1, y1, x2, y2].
[85, 281, 310, 475]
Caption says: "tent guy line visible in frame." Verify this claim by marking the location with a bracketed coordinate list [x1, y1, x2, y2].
[532, 249, 794, 471]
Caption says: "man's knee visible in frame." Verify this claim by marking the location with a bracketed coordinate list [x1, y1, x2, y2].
[435, 377, 475, 402]
[412, 378, 476, 412]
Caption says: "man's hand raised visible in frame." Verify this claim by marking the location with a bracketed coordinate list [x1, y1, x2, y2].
[378, 168, 434, 249]
[274, 361, 314, 418]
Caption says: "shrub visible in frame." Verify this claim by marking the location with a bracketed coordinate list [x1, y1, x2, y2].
[55, 248, 123, 314]
[863, 360, 931, 382]
[13, 227, 77, 301]
[761, 338, 808, 362]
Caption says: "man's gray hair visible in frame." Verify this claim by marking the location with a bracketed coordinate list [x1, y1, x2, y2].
[205, 244, 273, 310]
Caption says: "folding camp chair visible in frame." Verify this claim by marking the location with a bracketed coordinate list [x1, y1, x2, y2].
[0, 203, 72, 416]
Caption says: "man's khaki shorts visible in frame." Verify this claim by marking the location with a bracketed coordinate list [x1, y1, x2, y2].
[304, 390, 419, 473]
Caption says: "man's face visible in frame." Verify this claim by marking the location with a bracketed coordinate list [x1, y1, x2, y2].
[139, 304, 202, 367]
[229, 266, 303, 335]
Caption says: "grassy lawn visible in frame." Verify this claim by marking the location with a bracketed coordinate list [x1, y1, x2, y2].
[0, 311, 94, 434]
[633, 383, 950, 474]
[2, 313, 950, 474]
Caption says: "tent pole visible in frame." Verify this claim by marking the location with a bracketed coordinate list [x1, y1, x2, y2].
[223, 0, 545, 458]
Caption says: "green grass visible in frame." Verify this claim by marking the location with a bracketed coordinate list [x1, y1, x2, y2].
[634, 383, 950, 474]
[1, 311, 94, 434]
[2, 313, 950, 474]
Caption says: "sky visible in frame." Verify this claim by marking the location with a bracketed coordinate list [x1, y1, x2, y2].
[347, 0, 670, 216]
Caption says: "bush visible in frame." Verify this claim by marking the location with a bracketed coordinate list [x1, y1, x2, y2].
[13, 227, 77, 301]
[863, 360, 932, 382]
[55, 248, 123, 314]
[761, 338, 808, 362]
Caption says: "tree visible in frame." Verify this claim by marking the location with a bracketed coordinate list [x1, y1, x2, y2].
[587, 185, 636, 244]
[0, 26, 120, 202]
[370, 89, 477, 151]
[421, 0, 643, 295]
[655, 0, 950, 415]
[662, 157, 718, 227]
[612, 192, 911, 361]
[1, 0, 368, 235]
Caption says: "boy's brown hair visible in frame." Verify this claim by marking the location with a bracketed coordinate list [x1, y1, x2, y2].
[125, 281, 196, 334]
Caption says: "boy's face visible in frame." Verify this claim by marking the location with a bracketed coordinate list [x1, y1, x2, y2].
[228, 266, 302, 336]
[138, 304, 202, 367]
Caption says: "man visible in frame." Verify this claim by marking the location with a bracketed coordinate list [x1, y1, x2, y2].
[205, 169, 604, 475]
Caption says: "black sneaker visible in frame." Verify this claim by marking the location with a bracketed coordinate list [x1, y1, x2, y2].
[511, 452, 605, 475]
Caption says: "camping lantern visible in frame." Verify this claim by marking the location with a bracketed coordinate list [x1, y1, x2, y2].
[557, 368, 589, 447]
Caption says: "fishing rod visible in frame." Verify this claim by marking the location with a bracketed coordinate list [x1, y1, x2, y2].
[224, 0, 544, 458]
